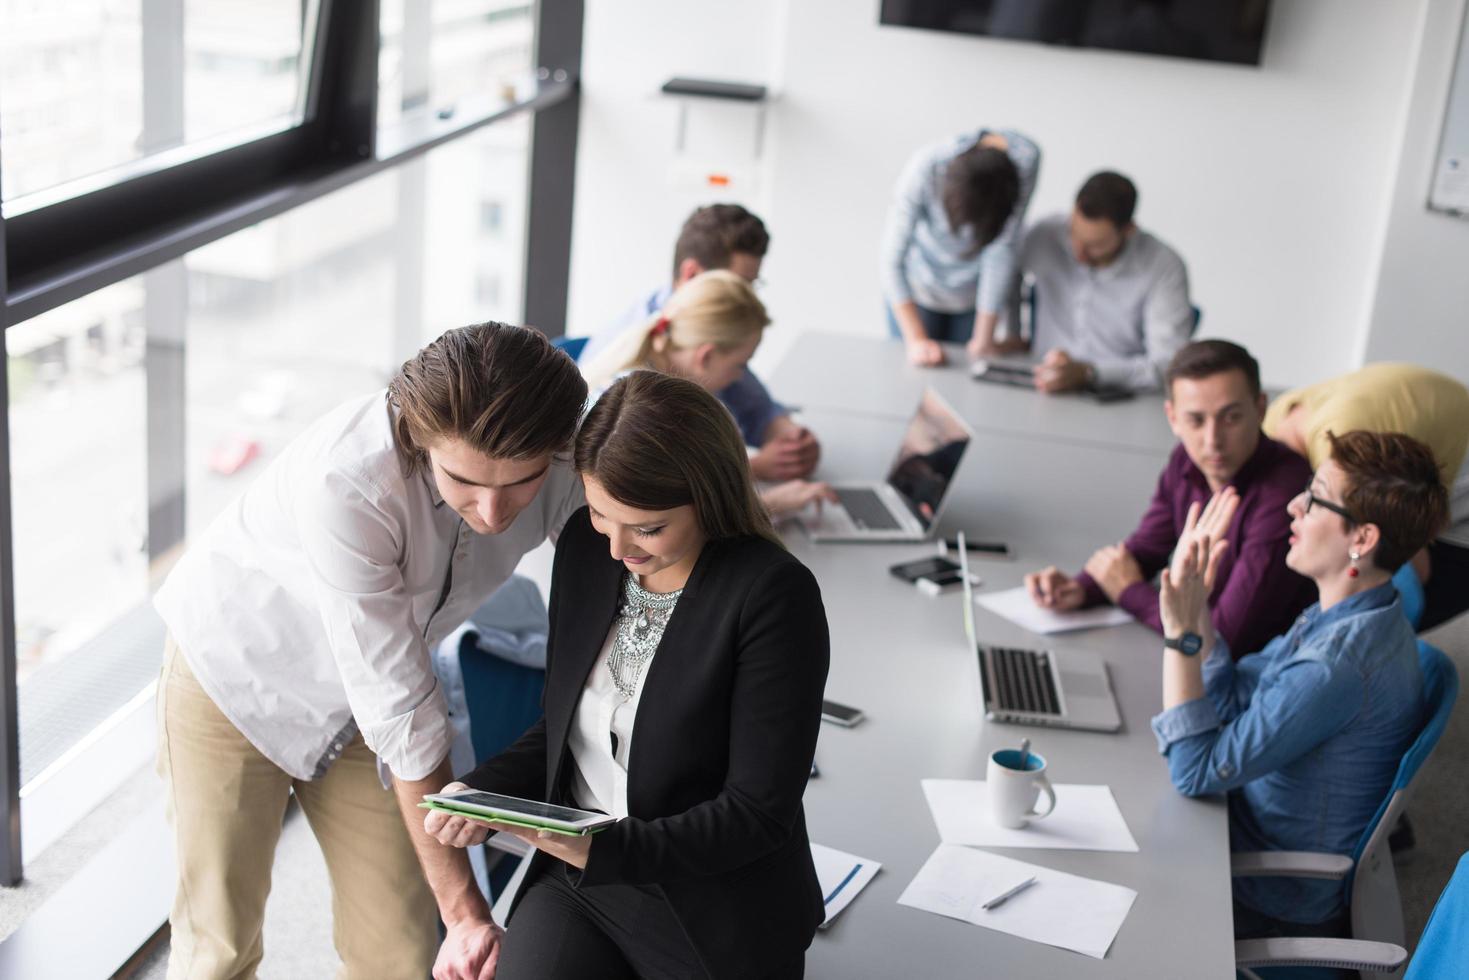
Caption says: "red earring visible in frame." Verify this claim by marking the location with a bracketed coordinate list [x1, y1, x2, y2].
[1348, 550, 1360, 578]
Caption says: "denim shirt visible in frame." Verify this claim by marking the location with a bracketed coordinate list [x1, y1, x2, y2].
[1151, 582, 1422, 924]
[581, 283, 788, 447]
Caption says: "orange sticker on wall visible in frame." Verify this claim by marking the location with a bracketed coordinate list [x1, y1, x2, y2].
[707, 174, 731, 186]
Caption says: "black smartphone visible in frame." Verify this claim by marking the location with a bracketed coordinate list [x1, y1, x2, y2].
[821, 699, 865, 727]
[943, 538, 1012, 558]
[889, 556, 962, 582]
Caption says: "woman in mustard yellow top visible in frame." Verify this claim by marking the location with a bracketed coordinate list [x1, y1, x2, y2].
[1264, 362, 1469, 630]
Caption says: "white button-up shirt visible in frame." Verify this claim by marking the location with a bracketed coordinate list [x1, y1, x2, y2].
[568, 623, 651, 818]
[1021, 213, 1193, 392]
[153, 391, 584, 782]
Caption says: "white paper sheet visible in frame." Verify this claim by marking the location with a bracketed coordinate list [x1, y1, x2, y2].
[811, 843, 882, 927]
[921, 779, 1139, 852]
[974, 586, 1132, 634]
[898, 845, 1137, 959]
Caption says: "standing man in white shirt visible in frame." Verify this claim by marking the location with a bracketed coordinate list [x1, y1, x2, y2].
[152, 323, 588, 980]
[1015, 170, 1194, 394]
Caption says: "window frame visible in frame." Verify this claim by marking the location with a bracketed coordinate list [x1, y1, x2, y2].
[0, 0, 583, 892]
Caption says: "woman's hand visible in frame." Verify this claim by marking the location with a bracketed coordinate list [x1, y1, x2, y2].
[762, 480, 837, 518]
[484, 822, 594, 870]
[1159, 535, 1229, 641]
[1170, 488, 1240, 584]
[423, 781, 494, 849]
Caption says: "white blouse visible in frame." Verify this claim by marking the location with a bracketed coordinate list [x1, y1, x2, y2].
[568, 623, 652, 818]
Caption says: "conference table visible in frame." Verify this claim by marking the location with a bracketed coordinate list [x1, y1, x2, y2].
[776, 333, 1236, 978]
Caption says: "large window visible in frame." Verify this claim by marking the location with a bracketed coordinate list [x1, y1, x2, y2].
[0, 0, 313, 204]
[0, 1, 579, 966]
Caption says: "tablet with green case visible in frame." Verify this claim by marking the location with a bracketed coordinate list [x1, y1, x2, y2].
[419, 790, 615, 837]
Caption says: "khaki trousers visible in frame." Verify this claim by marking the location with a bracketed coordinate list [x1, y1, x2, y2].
[156, 637, 439, 980]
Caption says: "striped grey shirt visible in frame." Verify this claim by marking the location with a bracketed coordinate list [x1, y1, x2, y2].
[880, 129, 1040, 315]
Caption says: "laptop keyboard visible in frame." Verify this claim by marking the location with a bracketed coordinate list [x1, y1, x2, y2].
[992, 647, 1062, 716]
[835, 487, 902, 530]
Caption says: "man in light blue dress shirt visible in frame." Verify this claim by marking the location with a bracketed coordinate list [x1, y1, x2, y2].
[581, 204, 820, 481]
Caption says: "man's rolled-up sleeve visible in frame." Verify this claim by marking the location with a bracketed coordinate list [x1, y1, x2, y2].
[298, 471, 453, 782]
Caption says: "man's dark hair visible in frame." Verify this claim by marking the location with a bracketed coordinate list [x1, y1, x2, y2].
[942, 146, 1020, 255]
[1075, 171, 1138, 229]
[671, 204, 770, 281]
[1165, 340, 1261, 399]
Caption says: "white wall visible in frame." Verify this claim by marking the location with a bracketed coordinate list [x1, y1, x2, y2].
[1363, 0, 1469, 384]
[567, 0, 1445, 390]
[565, 0, 785, 339]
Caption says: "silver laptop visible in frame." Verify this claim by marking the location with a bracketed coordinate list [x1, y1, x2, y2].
[958, 536, 1122, 733]
[805, 388, 973, 543]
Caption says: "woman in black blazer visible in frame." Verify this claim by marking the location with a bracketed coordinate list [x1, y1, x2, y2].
[425, 371, 831, 979]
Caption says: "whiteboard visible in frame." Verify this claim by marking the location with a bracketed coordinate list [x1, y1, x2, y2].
[1430, 4, 1469, 215]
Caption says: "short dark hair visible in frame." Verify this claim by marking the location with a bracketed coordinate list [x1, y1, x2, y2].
[1165, 340, 1261, 399]
[671, 204, 770, 280]
[1075, 171, 1138, 228]
[388, 323, 587, 477]
[1328, 430, 1449, 571]
[941, 146, 1020, 255]
[577, 371, 782, 548]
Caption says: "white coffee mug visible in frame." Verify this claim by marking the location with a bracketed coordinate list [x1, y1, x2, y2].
[986, 747, 1057, 829]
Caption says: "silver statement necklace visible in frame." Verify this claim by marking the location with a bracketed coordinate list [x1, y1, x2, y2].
[608, 573, 682, 702]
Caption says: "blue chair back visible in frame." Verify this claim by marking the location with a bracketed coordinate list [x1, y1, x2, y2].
[1344, 641, 1457, 971]
[1405, 851, 1469, 979]
[551, 335, 589, 363]
[1353, 642, 1457, 869]
[1391, 564, 1426, 630]
[458, 635, 546, 762]
[1189, 305, 1203, 336]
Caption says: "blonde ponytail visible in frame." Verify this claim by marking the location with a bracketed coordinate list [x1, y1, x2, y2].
[583, 270, 770, 391]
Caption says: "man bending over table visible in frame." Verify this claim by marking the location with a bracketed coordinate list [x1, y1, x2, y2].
[1024, 340, 1314, 656]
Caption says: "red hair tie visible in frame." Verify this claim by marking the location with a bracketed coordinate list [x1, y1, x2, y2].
[651, 316, 670, 337]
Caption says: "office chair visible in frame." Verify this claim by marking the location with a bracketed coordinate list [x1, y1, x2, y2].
[1391, 564, 1426, 630]
[551, 335, 589, 362]
[1232, 641, 1458, 980]
[1236, 851, 1469, 979]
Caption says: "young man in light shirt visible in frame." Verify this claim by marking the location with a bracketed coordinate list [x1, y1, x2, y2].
[1010, 171, 1195, 394]
[153, 323, 587, 980]
[583, 203, 821, 483]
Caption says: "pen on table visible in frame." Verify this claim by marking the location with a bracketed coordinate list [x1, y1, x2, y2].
[981, 876, 1038, 911]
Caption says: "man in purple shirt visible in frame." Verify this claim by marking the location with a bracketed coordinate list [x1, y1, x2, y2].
[1025, 340, 1315, 656]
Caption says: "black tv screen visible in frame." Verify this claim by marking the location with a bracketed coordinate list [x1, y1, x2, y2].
[879, 0, 1271, 66]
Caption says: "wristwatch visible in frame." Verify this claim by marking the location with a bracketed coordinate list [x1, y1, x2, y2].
[1164, 632, 1204, 656]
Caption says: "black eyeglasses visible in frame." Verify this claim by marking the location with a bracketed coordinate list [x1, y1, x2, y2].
[1303, 484, 1356, 524]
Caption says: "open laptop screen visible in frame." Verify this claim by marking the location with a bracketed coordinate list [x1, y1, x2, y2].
[884, 389, 971, 531]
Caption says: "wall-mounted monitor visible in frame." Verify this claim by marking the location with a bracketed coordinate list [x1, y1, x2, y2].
[878, 0, 1272, 67]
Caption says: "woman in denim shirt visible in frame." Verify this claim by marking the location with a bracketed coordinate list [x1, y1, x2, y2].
[1151, 430, 1449, 947]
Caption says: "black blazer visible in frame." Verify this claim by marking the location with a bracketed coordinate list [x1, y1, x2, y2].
[462, 506, 830, 979]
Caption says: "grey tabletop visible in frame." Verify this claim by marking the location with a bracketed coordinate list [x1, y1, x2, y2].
[768, 331, 1179, 457]
[787, 408, 1235, 978]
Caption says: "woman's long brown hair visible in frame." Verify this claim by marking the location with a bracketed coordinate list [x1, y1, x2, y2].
[576, 371, 782, 548]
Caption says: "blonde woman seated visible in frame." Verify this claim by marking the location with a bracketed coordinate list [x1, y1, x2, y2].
[583, 270, 835, 517]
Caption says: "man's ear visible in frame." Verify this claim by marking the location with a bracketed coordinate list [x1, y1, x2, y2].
[676, 258, 705, 285]
[1256, 391, 1268, 418]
